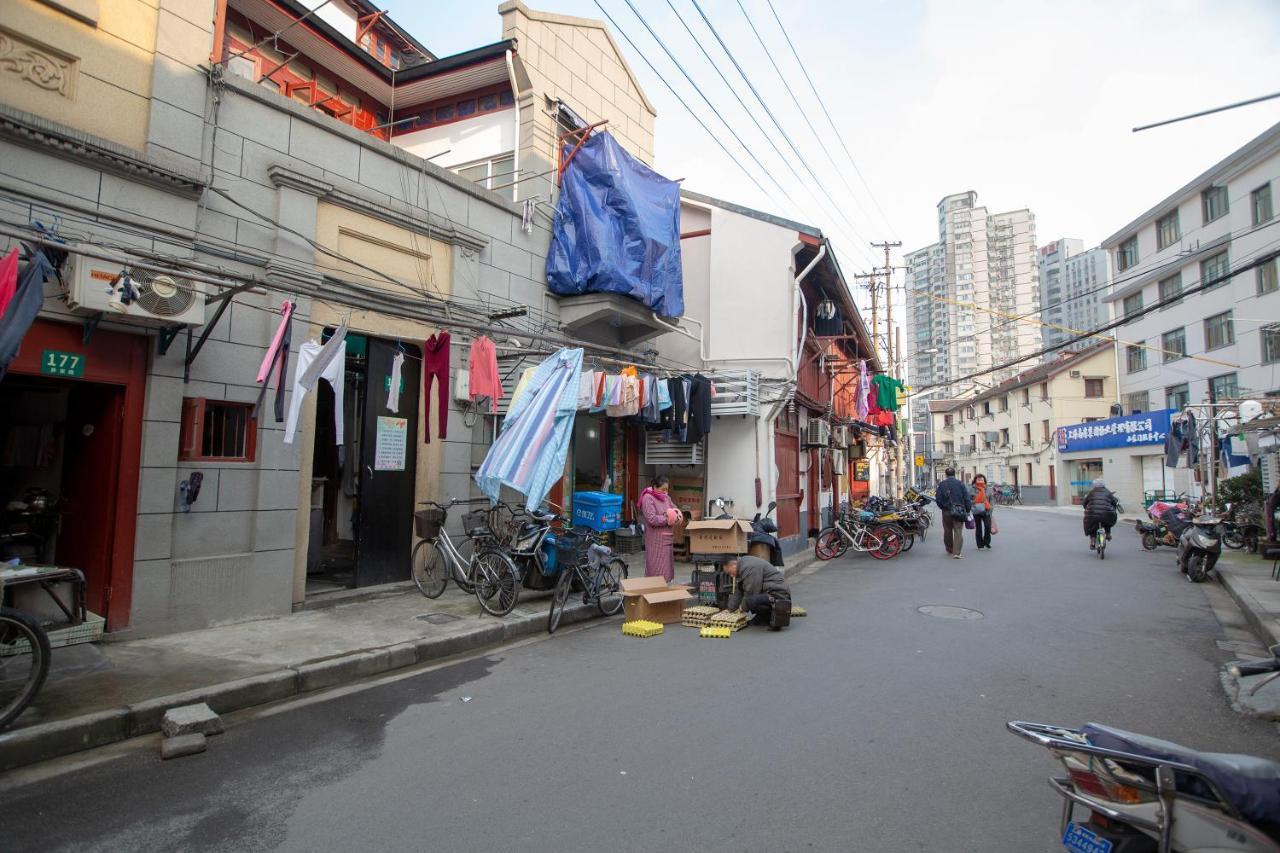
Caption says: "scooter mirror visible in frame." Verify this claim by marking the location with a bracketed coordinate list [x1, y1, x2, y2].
[767, 501, 777, 513]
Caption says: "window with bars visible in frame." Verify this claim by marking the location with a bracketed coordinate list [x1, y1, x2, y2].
[1156, 210, 1180, 250]
[1254, 184, 1274, 226]
[1258, 257, 1278, 295]
[179, 399, 257, 462]
[1204, 311, 1234, 350]
[1262, 324, 1280, 365]
[1125, 344, 1147, 373]
[1200, 250, 1230, 292]
[1210, 373, 1239, 400]
[1161, 327, 1186, 362]
[1165, 383, 1189, 411]
[1116, 236, 1138, 271]
[1122, 390, 1150, 414]
[1158, 273, 1182, 306]
[1202, 185, 1229, 223]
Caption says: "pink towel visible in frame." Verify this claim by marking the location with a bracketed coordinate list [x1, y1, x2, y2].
[257, 300, 294, 383]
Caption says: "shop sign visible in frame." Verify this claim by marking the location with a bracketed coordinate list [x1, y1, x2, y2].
[854, 460, 870, 481]
[374, 416, 408, 470]
[1057, 409, 1173, 453]
[40, 349, 85, 378]
[914, 454, 925, 468]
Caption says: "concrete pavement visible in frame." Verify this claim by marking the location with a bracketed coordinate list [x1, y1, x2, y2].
[2, 508, 1276, 852]
[0, 552, 816, 772]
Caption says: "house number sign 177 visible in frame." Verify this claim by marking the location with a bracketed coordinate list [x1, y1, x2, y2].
[41, 349, 85, 378]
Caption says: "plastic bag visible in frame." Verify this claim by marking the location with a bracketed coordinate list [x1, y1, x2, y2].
[964, 515, 975, 530]
[991, 517, 999, 535]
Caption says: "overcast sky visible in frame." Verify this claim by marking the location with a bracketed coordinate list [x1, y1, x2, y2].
[386, 0, 1280, 310]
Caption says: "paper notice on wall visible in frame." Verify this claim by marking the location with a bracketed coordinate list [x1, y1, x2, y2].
[374, 416, 408, 471]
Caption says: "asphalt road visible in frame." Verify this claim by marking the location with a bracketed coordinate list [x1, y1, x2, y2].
[3, 508, 1277, 852]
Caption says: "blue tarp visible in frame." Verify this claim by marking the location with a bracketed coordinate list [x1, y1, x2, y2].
[545, 131, 684, 317]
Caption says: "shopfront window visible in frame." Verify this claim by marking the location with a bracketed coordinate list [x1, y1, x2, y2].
[1072, 460, 1104, 504]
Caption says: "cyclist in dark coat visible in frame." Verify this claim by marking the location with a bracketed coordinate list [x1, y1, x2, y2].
[1083, 479, 1119, 548]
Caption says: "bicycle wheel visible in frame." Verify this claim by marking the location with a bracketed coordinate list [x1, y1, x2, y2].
[411, 539, 448, 598]
[596, 558, 628, 616]
[473, 550, 520, 617]
[0, 608, 51, 731]
[547, 567, 576, 634]
[899, 532, 915, 553]
[815, 527, 848, 560]
[1096, 531, 1106, 560]
[869, 525, 904, 560]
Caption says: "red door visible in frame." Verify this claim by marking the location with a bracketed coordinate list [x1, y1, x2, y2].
[774, 423, 801, 539]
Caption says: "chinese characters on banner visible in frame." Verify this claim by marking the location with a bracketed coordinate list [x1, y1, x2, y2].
[1056, 409, 1174, 453]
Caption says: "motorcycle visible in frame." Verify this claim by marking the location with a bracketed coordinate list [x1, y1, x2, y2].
[1177, 511, 1223, 583]
[1220, 503, 1264, 553]
[747, 501, 784, 567]
[1008, 716, 1280, 852]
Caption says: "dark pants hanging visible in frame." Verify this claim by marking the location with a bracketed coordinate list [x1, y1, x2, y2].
[972, 512, 991, 548]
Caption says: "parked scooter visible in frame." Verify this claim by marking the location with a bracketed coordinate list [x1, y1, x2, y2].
[1008, 718, 1280, 852]
[1177, 511, 1223, 583]
[1221, 502, 1265, 553]
[749, 501, 784, 567]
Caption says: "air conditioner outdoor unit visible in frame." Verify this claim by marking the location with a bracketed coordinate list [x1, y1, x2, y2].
[831, 425, 848, 447]
[984, 431, 1000, 443]
[1069, 370, 1082, 378]
[804, 419, 831, 447]
[64, 256, 206, 326]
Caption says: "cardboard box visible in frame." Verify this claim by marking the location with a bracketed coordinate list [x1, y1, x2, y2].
[620, 577, 692, 624]
[684, 519, 752, 555]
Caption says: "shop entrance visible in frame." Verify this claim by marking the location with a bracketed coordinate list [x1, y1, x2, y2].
[1071, 459, 1104, 504]
[307, 334, 420, 594]
[1, 319, 146, 629]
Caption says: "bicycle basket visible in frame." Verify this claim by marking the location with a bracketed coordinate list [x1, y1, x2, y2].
[414, 508, 446, 539]
[553, 530, 593, 563]
[461, 510, 491, 539]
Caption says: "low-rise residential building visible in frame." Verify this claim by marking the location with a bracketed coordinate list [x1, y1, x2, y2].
[928, 342, 1116, 501]
[1103, 120, 1280, 443]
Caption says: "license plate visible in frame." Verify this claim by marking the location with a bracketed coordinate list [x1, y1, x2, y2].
[1062, 822, 1113, 853]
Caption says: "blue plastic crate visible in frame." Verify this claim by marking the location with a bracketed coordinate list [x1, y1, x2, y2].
[572, 491, 623, 531]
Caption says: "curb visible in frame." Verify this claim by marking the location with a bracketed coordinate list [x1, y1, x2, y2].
[0, 601, 601, 773]
[1215, 564, 1280, 650]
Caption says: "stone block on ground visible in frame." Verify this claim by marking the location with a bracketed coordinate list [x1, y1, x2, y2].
[160, 702, 225, 738]
[159, 732, 207, 760]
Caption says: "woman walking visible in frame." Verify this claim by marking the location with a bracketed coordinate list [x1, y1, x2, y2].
[969, 474, 994, 549]
[639, 475, 681, 581]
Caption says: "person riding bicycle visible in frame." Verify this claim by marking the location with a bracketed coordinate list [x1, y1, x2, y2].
[1083, 479, 1119, 549]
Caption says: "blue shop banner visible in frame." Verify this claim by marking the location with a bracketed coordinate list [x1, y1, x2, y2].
[1057, 409, 1173, 452]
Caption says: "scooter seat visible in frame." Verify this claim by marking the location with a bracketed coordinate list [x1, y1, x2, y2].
[1082, 723, 1280, 826]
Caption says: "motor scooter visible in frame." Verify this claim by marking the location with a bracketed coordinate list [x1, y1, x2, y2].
[1008, 716, 1280, 852]
[1177, 511, 1223, 583]
[748, 501, 784, 567]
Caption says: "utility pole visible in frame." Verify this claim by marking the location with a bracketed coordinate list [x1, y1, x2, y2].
[872, 241, 902, 498]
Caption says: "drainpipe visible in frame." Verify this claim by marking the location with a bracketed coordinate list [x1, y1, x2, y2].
[766, 243, 825, 423]
[505, 49, 521, 203]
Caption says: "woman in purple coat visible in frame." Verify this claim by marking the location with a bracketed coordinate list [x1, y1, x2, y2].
[639, 475, 680, 581]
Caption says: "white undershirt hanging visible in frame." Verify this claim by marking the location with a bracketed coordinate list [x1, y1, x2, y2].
[284, 340, 346, 446]
[387, 351, 404, 413]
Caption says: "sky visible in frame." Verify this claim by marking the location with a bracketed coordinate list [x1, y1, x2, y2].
[383, 0, 1280, 312]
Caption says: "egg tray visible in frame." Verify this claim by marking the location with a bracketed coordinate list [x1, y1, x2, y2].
[699, 626, 732, 639]
[622, 620, 664, 638]
[791, 605, 807, 618]
[708, 610, 749, 632]
[681, 605, 720, 627]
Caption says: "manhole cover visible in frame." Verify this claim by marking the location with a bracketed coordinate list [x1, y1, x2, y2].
[417, 613, 461, 624]
[917, 605, 984, 620]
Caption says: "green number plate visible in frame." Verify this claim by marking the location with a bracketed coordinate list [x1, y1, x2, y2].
[40, 350, 85, 378]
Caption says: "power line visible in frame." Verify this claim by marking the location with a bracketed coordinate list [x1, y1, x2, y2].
[1133, 90, 1280, 133]
[763, 0, 896, 237]
[912, 244, 1280, 395]
[589, 1, 774, 202]
[685, 0, 877, 266]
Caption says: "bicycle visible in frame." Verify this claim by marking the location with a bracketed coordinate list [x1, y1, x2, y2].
[1094, 525, 1108, 560]
[547, 528, 628, 634]
[0, 578, 51, 730]
[411, 499, 521, 617]
[814, 512, 904, 561]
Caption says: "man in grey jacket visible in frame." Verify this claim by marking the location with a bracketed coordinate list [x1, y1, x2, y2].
[724, 555, 792, 630]
[935, 468, 972, 560]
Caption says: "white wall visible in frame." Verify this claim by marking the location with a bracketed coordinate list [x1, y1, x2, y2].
[393, 110, 516, 170]
[706, 416, 773, 518]
[301, 0, 358, 44]
[706, 207, 798, 370]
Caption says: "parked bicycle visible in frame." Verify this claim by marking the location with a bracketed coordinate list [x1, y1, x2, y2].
[547, 527, 628, 634]
[0, 576, 51, 730]
[992, 484, 1022, 506]
[411, 499, 521, 617]
[815, 510, 905, 561]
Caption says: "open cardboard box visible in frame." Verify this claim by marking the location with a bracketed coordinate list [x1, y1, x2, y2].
[620, 577, 691, 624]
[684, 518, 752, 555]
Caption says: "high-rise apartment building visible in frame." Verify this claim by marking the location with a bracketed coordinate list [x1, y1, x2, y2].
[1038, 239, 1110, 354]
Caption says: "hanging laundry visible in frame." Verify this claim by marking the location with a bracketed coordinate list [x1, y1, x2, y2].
[284, 340, 346, 445]
[386, 351, 404, 414]
[857, 360, 870, 421]
[509, 366, 537, 411]
[686, 374, 713, 443]
[254, 300, 295, 423]
[1164, 418, 1183, 468]
[298, 319, 346, 391]
[607, 371, 639, 418]
[1183, 411, 1199, 468]
[0, 247, 18, 319]
[475, 348, 584, 511]
[640, 374, 662, 423]
[577, 370, 597, 410]
[468, 335, 501, 414]
[661, 377, 689, 442]
[656, 378, 672, 411]
[871, 373, 906, 411]
[521, 198, 535, 234]
[0, 250, 52, 380]
[257, 300, 295, 383]
[423, 331, 450, 442]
